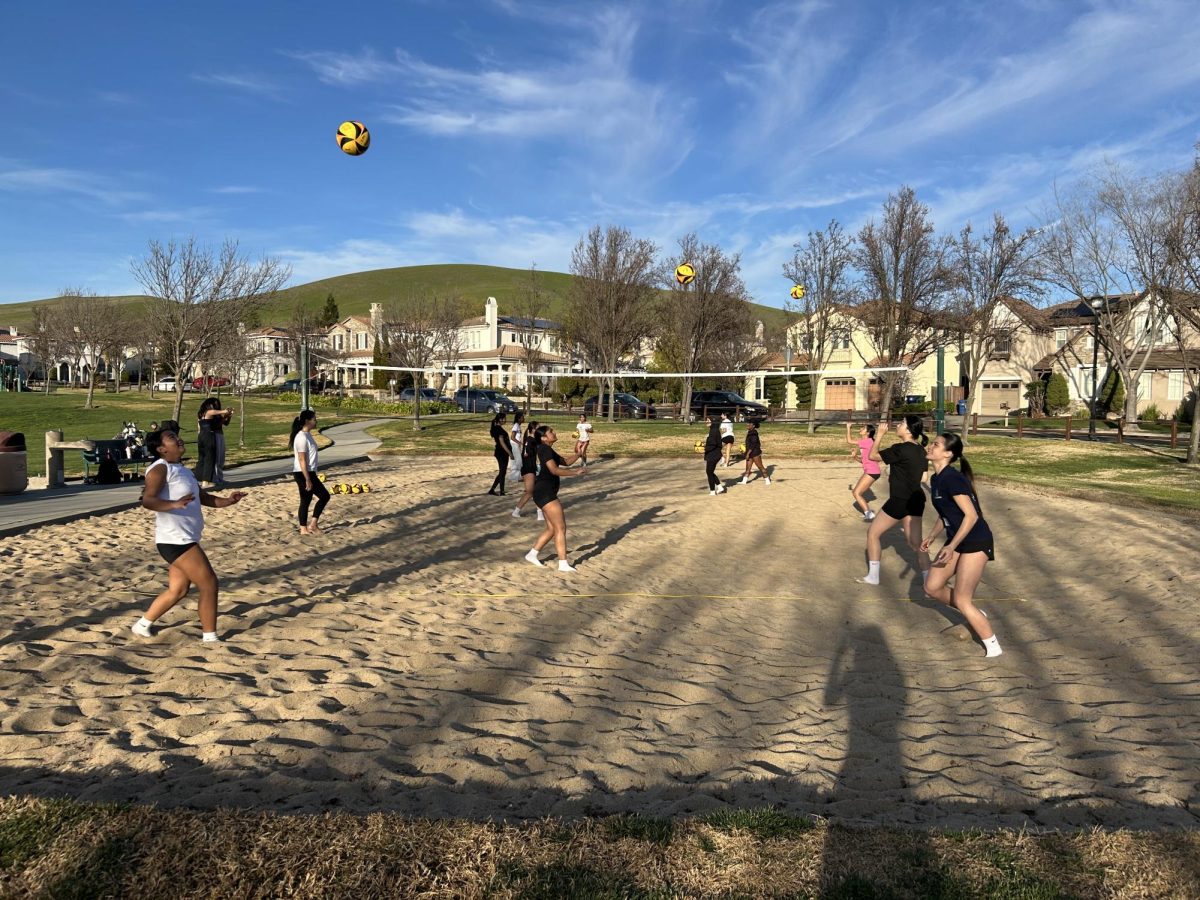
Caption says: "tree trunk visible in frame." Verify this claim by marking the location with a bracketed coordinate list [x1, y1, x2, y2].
[413, 371, 422, 431]
[1122, 369, 1141, 431]
[681, 377, 694, 424]
[1187, 405, 1199, 464]
[807, 374, 819, 435]
[607, 374, 616, 423]
[239, 390, 247, 448]
[172, 387, 184, 425]
[84, 371, 97, 409]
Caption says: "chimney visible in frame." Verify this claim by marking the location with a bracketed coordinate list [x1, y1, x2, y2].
[485, 296, 498, 328]
[370, 302, 383, 336]
[755, 320, 764, 343]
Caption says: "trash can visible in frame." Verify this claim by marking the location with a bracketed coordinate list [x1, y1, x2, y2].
[0, 431, 28, 495]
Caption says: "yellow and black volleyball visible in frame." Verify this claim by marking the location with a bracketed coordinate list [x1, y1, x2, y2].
[693, 439, 705, 453]
[337, 120, 370, 156]
[675, 263, 696, 285]
[790, 284, 806, 300]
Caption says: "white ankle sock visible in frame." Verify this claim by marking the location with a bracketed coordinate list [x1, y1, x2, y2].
[137, 617, 153, 630]
[558, 560, 577, 572]
[525, 549, 544, 567]
[857, 560, 881, 585]
[982, 636, 1003, 658]
[201, 632, 220, 643]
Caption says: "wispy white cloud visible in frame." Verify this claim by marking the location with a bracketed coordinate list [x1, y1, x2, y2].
[95, 90, 137, 105]
[0, 163, 148, 206]
[192, 72, 287, 100]
[292, 6, 694, 183]
[209, 185, 265, 195]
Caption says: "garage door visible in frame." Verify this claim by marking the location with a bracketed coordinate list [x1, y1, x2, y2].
[980, 381, 1022, 414]
[824, 378, 857, 410]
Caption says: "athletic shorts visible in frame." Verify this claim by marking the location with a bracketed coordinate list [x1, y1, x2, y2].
[953, 538, 995, 561]
[532, 485, 559, 509]
[157, 542, 198, 565]
[520, 460, 537, 476]
[747, 449, 762, 459]
[721, 436, 735, 444]
[882, 490, 925, 520]
[860, 471, 881, 481]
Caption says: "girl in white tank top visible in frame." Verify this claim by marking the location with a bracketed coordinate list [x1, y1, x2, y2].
[131, 428, 247, 644]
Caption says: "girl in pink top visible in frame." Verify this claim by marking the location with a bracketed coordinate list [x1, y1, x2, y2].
[847, 422, 881, 521]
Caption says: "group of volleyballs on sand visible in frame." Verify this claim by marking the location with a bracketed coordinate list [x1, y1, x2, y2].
[130, 409, 1000, 658]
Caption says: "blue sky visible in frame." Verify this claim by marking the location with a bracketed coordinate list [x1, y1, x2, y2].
[2, 0, 1199, 309]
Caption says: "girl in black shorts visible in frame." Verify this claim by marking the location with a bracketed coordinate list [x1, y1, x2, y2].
[487, 412, 513, 496]
[524, 424, 587, 572]
[738, 419, 770, 484]
[921, 432, 1002, 658]
[857, 415, 930, 585]
[702, 415, 725, 494]
[512, 419, 543, 520]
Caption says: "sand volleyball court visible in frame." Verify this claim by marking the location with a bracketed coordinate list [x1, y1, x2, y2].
[1, 456, 1197, 829]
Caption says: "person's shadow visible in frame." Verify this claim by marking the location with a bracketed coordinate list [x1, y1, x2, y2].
[819, 624, 932, 893]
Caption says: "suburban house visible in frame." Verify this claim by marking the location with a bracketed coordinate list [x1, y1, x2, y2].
[959, 297, 1056, 415]
[241, 327, 297, 387]
[326, 304, 383, 385]
[754, 305, 964, 412]
[1032, 291, 1200, 417]
[448, 296, 573, 390]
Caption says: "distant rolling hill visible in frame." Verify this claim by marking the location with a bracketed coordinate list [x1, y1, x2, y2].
[0, 264, 790, 333]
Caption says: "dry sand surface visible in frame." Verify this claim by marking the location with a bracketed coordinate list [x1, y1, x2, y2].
[1, 456, 1197, 829]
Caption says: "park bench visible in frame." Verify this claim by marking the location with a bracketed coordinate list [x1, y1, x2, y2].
[81, 439, 147, 483]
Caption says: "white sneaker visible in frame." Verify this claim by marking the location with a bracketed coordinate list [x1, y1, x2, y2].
[739, 477, 748, 485]
[864, 510, 875, 521]
[717, 484, 727, 494]
[558, 560, 578, 573]
[511, 508, 522, 518]
[525, 549, 544, 567]
[536, 509, 544, 521]
[709, 489, 717, 496]
[201, 634, 221, 643]
[131, 620, 153, 638]
[764, 478, 771, 485]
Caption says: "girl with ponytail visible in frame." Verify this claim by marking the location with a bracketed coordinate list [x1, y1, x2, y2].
[921, 433, 1002, 657]
[291, 409, 329, 535]
[857, 414, 931, 586]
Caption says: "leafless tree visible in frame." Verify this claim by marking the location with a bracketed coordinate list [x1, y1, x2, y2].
[565, 226, 659, 422]
[282, 301, 321, 385]
[658, 233, 751, 422]
[510, 265, 553, 414]
[783, 221, 858, 433]
[51, 289, 129, 408]
[209, 325, 263, 449]
[384, 292, 464, 429]
[948, 213, 1044, 415]
[131, 237, 290, 423]
[854, 187, 954, 416]
[1159, 155, 1200, 461]
[1043, 176, 1167, 429]
[28, 304, 62, 394]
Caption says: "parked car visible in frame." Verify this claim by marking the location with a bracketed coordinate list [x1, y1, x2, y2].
[152, 376, 191, 392]
[583, 391, 656, 419]
[454, 387, 518, 414]
[400, 387, 451, 404]
[689, 390, 768, 421]
[192, 375, 231, 390]
[280, 376, 329, 394]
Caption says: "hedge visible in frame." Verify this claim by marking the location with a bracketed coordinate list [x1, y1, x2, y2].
[277, 392, 457, 416]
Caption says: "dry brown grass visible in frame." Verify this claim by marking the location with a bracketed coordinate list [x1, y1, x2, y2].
[3, 797, 1198, 898]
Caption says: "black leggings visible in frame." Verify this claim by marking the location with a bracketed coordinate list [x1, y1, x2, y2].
[293, 473, 330, 525]
[705, 456, 720, 490]
[490, 450, 510, 494]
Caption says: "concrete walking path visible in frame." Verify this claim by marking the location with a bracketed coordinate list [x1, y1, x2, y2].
[0, 419, 385, 538]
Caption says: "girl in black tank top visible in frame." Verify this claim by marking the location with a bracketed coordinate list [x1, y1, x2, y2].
[524, 424, 587, 573]
[856, 416, 932, 586]
[487, 413, 513, 496]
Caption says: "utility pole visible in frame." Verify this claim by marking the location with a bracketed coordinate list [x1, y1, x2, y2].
[935, 343, 945, 435]
[300, 338, 310, 411]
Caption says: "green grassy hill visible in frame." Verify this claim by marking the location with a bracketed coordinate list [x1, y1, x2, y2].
[0, 264, 790, 333]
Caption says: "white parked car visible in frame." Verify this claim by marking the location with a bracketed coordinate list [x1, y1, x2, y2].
[153, 376, 190, 392]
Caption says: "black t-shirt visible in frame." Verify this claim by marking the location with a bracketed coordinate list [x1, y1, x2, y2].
[745, 429, 761, 455]
[880, 441, 927, 499]
[522, 433, 538, 465]
[930, 466, 992, 544]
[491, 423, 511, 454]
[535, 443, 564, 492]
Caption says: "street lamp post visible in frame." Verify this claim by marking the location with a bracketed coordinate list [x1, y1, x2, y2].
[1088, 299, 1102, 440]
[783, 345, 793, 415]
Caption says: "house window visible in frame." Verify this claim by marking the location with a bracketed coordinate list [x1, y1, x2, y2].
[753, 376, 765, 401]
[1138, 372, 1153, 404]
[510, 334, 516, 343]
[993, 334, 1012, 355]
[1168, 370, 1184, 401]
[1055, 328, 1068, 350]
[1081, 369, 1095, 396]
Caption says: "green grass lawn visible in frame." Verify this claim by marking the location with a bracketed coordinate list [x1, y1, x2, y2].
[0, 389, 350, 478]
[369, 415, 1200, 512]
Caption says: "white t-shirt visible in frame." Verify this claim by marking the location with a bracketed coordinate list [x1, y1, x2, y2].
[511, 422, 523, 443]
[147, 459, 204, 545]
[719, 419, 734, 439]
[293, 431, 319, 473]
[576, 422, 592, 443]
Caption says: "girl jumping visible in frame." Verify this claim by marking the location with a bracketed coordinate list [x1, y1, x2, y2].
[847, 422, 881, 521]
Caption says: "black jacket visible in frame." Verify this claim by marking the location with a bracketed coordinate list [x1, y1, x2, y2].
[703, 422, 722, 461]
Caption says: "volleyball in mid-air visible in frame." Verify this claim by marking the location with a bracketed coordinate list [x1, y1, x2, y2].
[790, 284, 806, 300]
[336, 120, 370, 156]
[675, 263, 696, 285]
